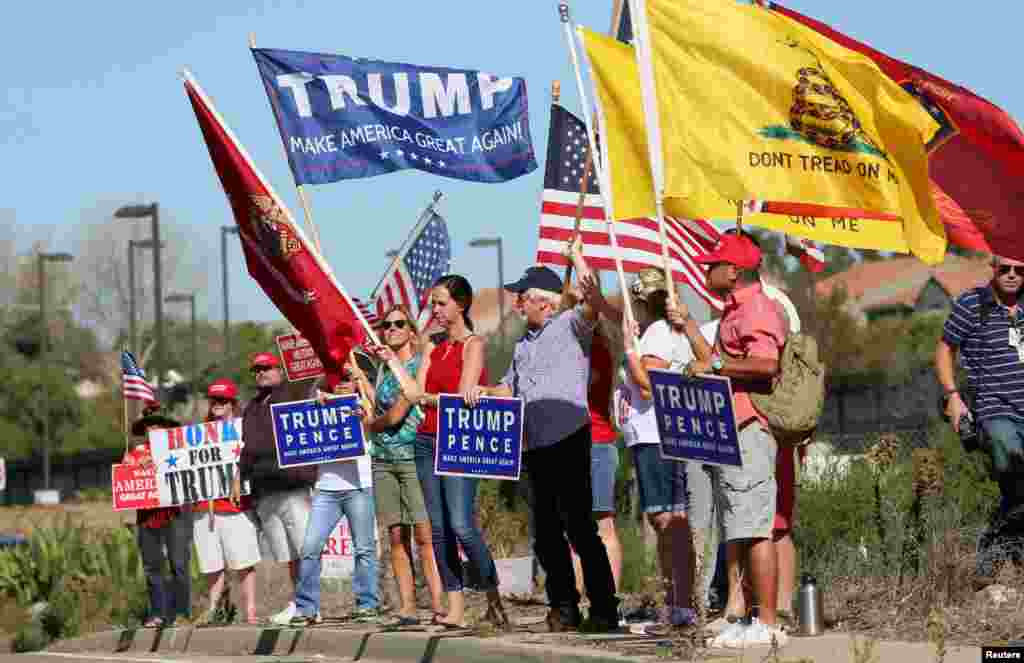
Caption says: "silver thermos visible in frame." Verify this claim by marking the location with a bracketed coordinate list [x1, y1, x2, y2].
[796, 574, 825, 636]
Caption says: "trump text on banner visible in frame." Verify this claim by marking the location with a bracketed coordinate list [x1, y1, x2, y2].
[435, 394, 523, 481]
[271, 395, 367, 468]
[648, 370, 742, 468]
[148, 418, 251, 507]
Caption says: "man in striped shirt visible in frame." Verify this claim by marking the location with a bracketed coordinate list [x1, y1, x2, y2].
[936, 254, 1024, 524]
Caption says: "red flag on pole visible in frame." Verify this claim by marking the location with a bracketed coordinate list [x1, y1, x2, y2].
[182, 70, 369, 376]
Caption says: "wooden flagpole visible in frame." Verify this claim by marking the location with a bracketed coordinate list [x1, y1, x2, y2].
[736, 200, 745, 233]
[559, 80, 596, 297]
[250, 32, 324, 256]
[560, 3, 637, 339]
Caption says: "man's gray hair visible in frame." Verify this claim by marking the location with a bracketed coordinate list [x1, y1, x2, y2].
[527, 288, 562, 307]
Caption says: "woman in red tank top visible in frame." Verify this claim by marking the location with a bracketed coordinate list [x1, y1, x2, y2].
[412, 274, 507, 629]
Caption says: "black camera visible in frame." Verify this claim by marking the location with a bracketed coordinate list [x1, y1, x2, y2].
[958, 414, 980, 452]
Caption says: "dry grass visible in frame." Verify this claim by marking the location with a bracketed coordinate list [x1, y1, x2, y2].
[0, 502, 132, 535]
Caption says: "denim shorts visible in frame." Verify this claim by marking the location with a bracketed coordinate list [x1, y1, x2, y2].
[632, 443, 688, 514]
[591, 443, 619, 513]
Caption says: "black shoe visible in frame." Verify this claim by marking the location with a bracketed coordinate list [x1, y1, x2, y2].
[546, 607, 582, 632]
[580, 611, 619, 634]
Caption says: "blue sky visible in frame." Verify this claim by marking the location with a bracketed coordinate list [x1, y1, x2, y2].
[4, 1, 1021, 327]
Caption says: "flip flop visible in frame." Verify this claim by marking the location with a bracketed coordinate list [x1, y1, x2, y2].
[433, 619, 469, 630]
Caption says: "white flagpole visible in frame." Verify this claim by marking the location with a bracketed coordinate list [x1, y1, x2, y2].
[180, 68, 382, 349]
[626, 0, 678, 309]
[558, 2, 637, 332]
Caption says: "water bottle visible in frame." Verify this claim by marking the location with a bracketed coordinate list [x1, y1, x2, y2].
[796, 574, 825, 636]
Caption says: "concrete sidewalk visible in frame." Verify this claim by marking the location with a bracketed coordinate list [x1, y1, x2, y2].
[45, 624, 985, 662]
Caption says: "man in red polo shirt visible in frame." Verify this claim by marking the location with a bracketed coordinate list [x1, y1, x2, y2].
[687, 233, 788, 649]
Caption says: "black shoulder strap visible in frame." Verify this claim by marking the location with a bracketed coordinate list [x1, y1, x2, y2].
[977, 286, 997, 329]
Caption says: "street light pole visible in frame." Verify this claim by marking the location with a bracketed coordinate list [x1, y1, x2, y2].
[468, 237, 505, 349]
[221, 226, 239, 361]
[166, 293, 197, 422]
[127, 242, 135, 354]
[37, 256, 46, 491]
[116, 203, 164, 400]
[152, 204, 164, 402]
[37, 252, 74, 493]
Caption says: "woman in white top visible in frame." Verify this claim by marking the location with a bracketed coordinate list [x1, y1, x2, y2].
[585, 266, 713, 629]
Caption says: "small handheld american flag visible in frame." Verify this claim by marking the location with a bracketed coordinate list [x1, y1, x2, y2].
[369, 199, 451, 320]
[121, 350, 157, 404]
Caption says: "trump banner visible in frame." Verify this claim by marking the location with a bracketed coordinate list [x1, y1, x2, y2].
[271, 395, 368, 468]
[111, 463, 160, 511]
[252, 48, 537, 184]
[435, 395, 523, 480]
[147, 418, 252, 507]
[648, 370, 741, 468]
[276, 332, 325, 381]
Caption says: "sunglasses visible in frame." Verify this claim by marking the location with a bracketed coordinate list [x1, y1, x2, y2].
[379, 319, 409, 331]
[997, 265, 1024, 277]
[210, 398, 233, 406]
[250, 365, 275, 375]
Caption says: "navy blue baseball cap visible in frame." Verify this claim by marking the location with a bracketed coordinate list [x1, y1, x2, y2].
[504, 266, 563, 294]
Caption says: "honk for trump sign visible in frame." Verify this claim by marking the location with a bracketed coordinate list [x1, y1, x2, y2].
[147, 418, 251, 507]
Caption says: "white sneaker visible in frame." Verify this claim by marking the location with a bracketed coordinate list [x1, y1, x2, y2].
[715, 620, 789, 649]
[269, 602, 296, 626]
[708, 621, 747, 648]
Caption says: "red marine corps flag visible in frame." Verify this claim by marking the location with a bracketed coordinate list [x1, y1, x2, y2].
[183, 70, 370, 376]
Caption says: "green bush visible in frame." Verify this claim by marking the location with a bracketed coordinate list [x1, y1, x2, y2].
[0, 518, 205, 637]
[40, 591, 81, 641]
[11, 623, 50, 653]
[795, 425, 1000, 587]
[617, 519, 659, 597]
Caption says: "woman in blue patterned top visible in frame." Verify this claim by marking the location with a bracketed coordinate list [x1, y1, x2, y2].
[363, 304, 444, 626]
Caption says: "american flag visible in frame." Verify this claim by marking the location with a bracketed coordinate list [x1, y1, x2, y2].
[786, 236, 826, 273]
[353, 297, 380, 329]
[370, 211, 451, 319]
[535, 103, 725, 310]
[121, 350, 157, 403]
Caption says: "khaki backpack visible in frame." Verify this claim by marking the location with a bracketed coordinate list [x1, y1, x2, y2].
[750, 332, 826, 445]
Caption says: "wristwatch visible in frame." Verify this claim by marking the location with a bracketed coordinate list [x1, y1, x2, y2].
[710, 354, 724, 374]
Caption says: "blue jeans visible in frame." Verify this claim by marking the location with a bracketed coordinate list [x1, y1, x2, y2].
[295, 488, 378, 615]
[137, 512, 193, 622]
[980, 417, 1024, 514]
[414, 434, 498, 592]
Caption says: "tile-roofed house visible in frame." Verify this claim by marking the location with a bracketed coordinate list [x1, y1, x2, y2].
[816, 254, 992, 320]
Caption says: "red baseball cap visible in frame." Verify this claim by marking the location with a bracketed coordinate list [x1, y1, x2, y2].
[250, 352, 281, 368]
[207, 378, 239, 400]
[693, 234, 762, 271]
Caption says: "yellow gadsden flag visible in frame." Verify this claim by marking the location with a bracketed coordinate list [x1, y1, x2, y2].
[579, 27, 912, 254]
[586, 0, 948, 263]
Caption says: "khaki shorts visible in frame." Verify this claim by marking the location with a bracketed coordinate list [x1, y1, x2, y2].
[257, 487, 311, 563]
[193, 510, 261, 574]
[711, 422, 777, 542]
[373, 460, 428, 528]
